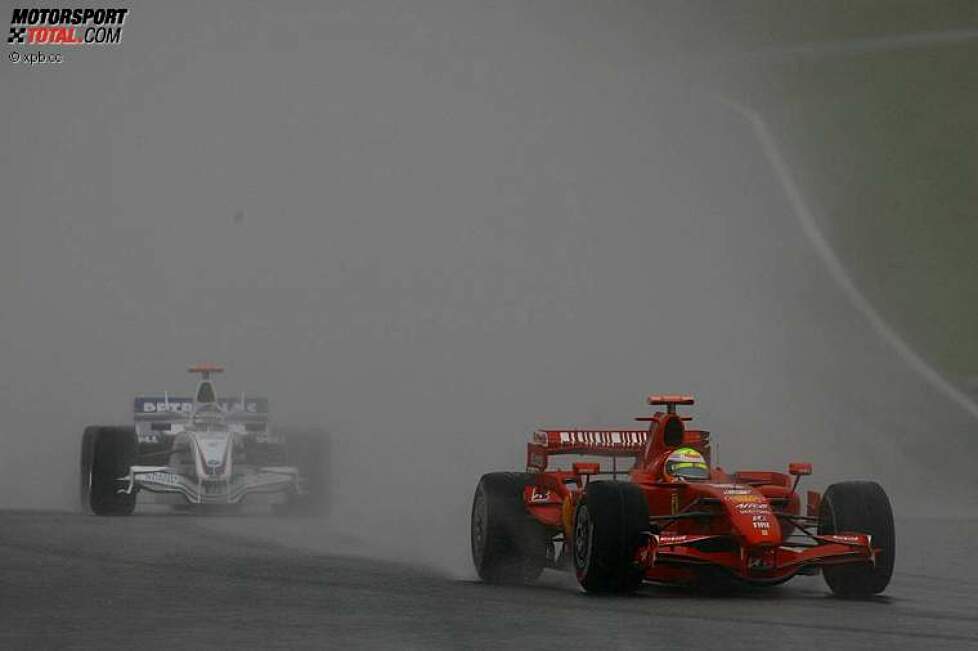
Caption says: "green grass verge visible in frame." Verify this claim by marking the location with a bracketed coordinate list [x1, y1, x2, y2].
[748, 36, 977, 382]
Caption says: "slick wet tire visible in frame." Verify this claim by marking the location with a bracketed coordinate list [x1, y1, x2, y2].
[274, 428, 330, 517]
[82, 426, 138, 516]
[471, 472, 548, 584]
[79, 427, 97, 512]
[573, 481, 649, 594]
[818, 481, 895, 597]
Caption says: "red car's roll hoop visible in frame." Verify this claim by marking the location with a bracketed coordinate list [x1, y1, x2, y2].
[646, 394, 695, 413]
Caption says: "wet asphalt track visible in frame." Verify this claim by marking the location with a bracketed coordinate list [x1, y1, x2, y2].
[2, 510, 976, 649]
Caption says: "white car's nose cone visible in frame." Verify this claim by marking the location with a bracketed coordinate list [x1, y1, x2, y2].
[196, 432, 233, 476]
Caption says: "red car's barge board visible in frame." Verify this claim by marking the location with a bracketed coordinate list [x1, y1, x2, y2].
[471, 394, 894, 596]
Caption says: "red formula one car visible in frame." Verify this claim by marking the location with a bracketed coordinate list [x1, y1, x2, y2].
[471, 395, 894, 596]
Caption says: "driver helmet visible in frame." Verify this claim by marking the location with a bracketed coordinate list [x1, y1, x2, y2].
[664, 447, 709, 481]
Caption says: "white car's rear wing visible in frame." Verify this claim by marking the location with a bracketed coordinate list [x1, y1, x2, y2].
[134, 396, 193, 421]
[133, 396, 270, 421]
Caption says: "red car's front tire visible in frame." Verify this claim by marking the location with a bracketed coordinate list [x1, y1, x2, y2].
[818, 481, 895, 597]
[572, 481, 649, 593]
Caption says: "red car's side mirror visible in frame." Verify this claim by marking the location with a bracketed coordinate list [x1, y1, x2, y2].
[788, 462, 812, 476]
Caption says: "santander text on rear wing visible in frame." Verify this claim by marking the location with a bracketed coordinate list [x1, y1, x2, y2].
[527, 429, 649, 471]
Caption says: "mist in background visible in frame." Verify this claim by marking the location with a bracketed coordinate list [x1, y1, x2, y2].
[2, 1, 975, 575]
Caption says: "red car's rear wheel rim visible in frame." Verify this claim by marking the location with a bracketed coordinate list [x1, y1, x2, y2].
[471, 489, 488, 565]
[573, 504, 593, 575]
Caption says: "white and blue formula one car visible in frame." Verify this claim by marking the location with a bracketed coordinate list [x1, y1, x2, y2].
[80, 364, 328, 516]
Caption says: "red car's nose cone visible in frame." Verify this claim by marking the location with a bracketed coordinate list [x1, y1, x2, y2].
[709, 483, 782, 547]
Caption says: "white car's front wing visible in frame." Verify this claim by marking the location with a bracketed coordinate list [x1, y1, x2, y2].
[121, 466, 299, 504]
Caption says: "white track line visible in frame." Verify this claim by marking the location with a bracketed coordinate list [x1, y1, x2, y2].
[716, 96, 978, 421]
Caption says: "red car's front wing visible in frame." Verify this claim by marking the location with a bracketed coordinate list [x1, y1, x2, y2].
[634, 532, 877, 584]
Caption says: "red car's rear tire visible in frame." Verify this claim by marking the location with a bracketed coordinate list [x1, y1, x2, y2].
[573, 481, 649, 593]
[818, 481, 895, 597]
[471, 472, 547, 584]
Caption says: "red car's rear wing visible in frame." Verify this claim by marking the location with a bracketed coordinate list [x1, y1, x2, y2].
[527, 429, 649, 471]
